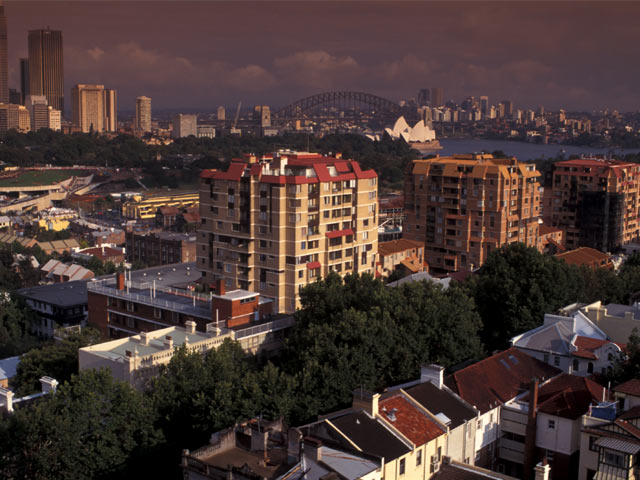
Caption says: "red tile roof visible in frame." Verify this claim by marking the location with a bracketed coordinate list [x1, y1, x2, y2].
[379, 395, 445, 446]
[556, 247, 612, 269]
[616, 379, 640, 397]
[445, 348, 560, 413]
[526, 373, 607, 420]
[572, 336, 624, 360]
[378, 239, 424, 256]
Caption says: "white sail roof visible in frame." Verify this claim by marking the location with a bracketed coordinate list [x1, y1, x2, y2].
[386, 116, 436, 143]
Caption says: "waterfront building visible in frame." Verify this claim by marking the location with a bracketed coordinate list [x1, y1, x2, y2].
[199, 150, 379, 313]
[404, 154, 541, 274]
[135, 96, 151, 132]
[543, 158, 640, 252]
[28, 29, 64, 112]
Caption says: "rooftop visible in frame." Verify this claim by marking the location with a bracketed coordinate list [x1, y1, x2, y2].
[405, 381, 476, 430]
[378, 239, 424, 256]
[556, 247, 611, 268]
[615, 379, 640, 397]
[18, 280, 88, 307]
[329, 410, 411, 460]
[445, 348, 560, 413]
[433, 458, 519, 480]
[378, 394, 446, 445]
[0, 356, 19, 381]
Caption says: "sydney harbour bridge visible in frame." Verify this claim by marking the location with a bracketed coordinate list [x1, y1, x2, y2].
[272, 91, 417, 126]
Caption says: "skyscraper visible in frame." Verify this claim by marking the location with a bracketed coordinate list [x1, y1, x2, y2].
[0, 2, 7, 104]
[217, 106, 225, 121]
[71, 84, 105, 133]
[19, 58, 29, 105]
[28, 29, 64, 113]
[431, 87, 444, 107]
[104, 89, 117, 132]
[479, 96, 489, 115]
[418, 89, 430, 106]
[135, 96, 151, 132]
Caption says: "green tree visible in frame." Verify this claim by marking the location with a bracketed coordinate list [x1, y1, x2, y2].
[0, 369, 162, 480]
[0, 297, 42, 357]
[12, 327, 101, 395]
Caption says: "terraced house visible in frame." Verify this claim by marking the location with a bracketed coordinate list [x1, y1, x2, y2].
[199, 150, 378, 313]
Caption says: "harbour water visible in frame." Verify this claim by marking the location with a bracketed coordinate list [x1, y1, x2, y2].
[437, 138, 640, 161]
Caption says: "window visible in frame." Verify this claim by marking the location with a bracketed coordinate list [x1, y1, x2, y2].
[603, 450, 624, 468]
[416, 450, 422, 466]
[553, 356, 560, 367]
[589, 436, 599, 452]
[126, 302, 134, 312]
[543, 353, 549, 363]
[548, 419, 555, 430]
[301, 241, 306, 250]
[154, 308, 162, 319]
[573, 359, 579, 372]
[298, 270, 303, 279]
[399, 459, 405, 475]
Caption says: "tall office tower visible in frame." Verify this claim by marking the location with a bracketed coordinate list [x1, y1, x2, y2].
[417, 89, 431, 107]
[217, 106, 225, 121]
[496, 103, 505, 118]
[47, 106, 61, 131]
[0, 104, 30, 132]
[135, 96, 151, 132]
[501, 100, 514, 117]
[199, 151, 379, 313]
[0, 2, 7, 104]
[19, 58, 29, 105]
[404, 154, 541, 274]
[543, 159, 640, 252]
[71, 84, 105, 133]
[104, 89, 117, 132]
[479, 96, 489, 115]
[25, 94, 48, 130]
[9, 89, 20, 104]
[28, 29, 64, 113]
[430, 87, 444, 107]
[172, 113, 197, 138]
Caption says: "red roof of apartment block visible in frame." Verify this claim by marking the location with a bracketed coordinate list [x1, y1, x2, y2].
[379, 394, 446, 446]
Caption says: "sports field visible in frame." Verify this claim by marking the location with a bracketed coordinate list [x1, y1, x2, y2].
[0, 170, 93, 187]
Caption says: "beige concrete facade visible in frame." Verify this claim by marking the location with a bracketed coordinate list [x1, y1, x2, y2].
[71, 84, 106, 133]
[199, 151, 378, 314]
[404, 154, 541, 274]
[135, 96, 151, 132]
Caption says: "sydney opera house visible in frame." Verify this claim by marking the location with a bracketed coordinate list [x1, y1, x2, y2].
[369, 116, 442, 153]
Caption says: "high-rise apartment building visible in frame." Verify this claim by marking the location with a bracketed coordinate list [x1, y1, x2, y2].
[404, 154, 541, 274]
[19, 58, 29, 105]
[104, 89, 117, 132]
[198, 151, 379, 313]
[543, 158, 640, 252]
[0, 2, 7, 104]
[135, 96, 151, 132]
[71, 84, 107, 133]
[28, 29, 64, 113]
[172, 113, 197, 138]
[431, 87, 444, 107]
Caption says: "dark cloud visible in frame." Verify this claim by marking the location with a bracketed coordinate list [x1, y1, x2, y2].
[7, 1, 640, 111]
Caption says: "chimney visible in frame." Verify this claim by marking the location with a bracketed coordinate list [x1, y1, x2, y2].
[139, 331, 149, 346]
[304, 437, 322, 463]
[352, 389, 379, 416]
[116, 271, 125, 290]
[185, 320, 196, 334]
[523, 378, 540, 480]
[39, 376, 58, 394]
[164, 335, 174, 349]
[217, 279, 226, 296]
[421, 364, 444, 389]
[0, 387, 14, 413]
[534, 460, 551, 480]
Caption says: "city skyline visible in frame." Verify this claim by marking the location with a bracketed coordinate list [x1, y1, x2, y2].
[6, 1, 640, 112]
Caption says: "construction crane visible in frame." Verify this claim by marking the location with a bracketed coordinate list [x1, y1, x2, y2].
[232, 101, 242, 130]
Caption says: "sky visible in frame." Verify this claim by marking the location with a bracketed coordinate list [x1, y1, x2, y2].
[7, 1, 640, 113]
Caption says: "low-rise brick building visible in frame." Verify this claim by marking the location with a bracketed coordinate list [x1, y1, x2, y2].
[125, 231, 196, 266]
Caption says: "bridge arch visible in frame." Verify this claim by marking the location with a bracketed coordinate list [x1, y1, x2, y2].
[274, 91, 402, 118]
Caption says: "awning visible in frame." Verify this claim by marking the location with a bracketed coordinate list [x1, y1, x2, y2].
[326, 229, 354, 239]
[595, 436, 640, 454]
[306, 261, 321, 270]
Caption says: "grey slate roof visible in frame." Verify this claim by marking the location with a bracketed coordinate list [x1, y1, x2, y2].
[17, 280, 88, 307]
[405, 381, 477, 430]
